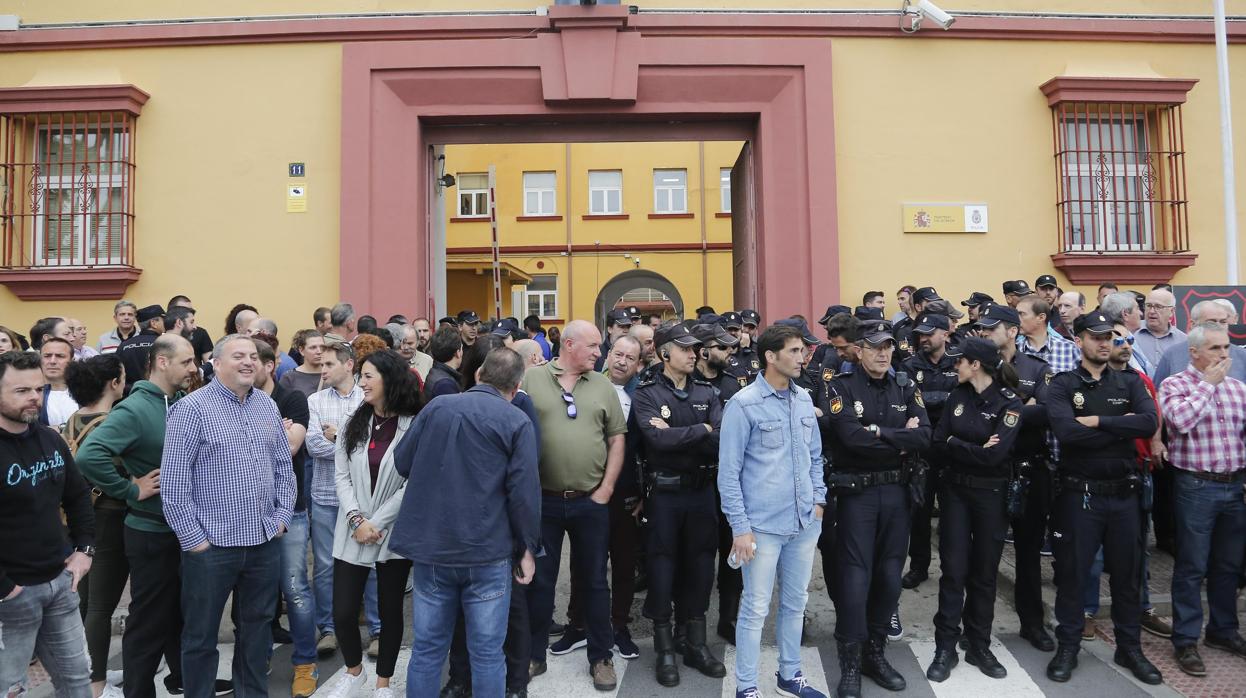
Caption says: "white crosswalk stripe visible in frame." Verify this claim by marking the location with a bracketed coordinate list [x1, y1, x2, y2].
[529, 648, 628, 697]
[718, 645, 830, 697]
[909, 638, 1045, 697]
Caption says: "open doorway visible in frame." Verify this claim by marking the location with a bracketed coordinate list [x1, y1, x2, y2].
[430, 139, 745, 331]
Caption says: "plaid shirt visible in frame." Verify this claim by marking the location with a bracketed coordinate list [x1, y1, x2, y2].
[161, 379, 296, 550]
[306, 384, 363, 507]
[1018, 332, 1080, 462]
[1159, 366, 1246, 473]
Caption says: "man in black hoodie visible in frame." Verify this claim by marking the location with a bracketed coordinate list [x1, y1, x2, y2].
[0, 350, 96, 697]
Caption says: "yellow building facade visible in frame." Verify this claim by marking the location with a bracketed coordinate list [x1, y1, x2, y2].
[0, 1, 1244, 341]
[441, 141, 742, 326]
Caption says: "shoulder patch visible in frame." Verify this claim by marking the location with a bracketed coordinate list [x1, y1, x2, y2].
[830, 395, 843, 414]
[822, 367, 835, 383]
[1004, 410, 1019, 428]
[750, 359, 760, 371]
[914, 389, 924, 408]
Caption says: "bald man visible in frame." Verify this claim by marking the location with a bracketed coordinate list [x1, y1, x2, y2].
[512, 338, 546, 369]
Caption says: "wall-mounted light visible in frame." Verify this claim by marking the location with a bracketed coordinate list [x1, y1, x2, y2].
[435, 155, 456, 189]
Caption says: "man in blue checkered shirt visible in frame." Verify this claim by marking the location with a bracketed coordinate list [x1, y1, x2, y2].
[162, 334, 296, 698]
[1016, 295, 1079, 463]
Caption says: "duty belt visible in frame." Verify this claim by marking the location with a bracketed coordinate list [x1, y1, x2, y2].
[648, 466, 717, 492]
[828, 468, 907, 493]
[942, 470, 1007, 491]
[1059, 474, 1139, 497]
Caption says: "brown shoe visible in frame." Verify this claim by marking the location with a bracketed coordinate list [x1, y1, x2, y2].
[291, 663, 318, 698]
[1141, 609, 1173, 639]
[590, 659, 618, 691]
[1082, 615, 1097, 641]
[1175, 645, 1206, 677]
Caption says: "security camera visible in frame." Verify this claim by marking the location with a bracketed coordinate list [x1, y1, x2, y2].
[901, 0, 955, 32]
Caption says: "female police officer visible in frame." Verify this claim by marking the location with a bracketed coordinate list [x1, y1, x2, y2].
[924, 337, 1023, 682]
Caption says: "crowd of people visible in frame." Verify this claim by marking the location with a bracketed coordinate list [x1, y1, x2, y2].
[1, 276, 1244, 698]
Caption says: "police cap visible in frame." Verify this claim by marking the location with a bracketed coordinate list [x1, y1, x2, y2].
[975, 304, 1020, 328]
[606, 308, 634, 327]
[738, 309, 761, 327]
[1035, 274, 1059, 289]
[854, 306, 884, 322]
[775, 318, 820, 346]
[954, 337, 1003, 367]
[137, 305, 165, 323]
[913, 314, 951, 334]
[692, 323, 739, 347]
[490, 318, 518, 337]
[860, 321, 895, 346]
[657, 323, 701, 347]
[456, 310, 481, 325]
[1074, 311, 1115, 335]
[913, 287, 942, 304]
[818, 305, 852, 325]
[719, 311, 744, 330]
[960, 291, 995, 307]
[923, 299, 964, 320]
[1002, 280, 1035, 297]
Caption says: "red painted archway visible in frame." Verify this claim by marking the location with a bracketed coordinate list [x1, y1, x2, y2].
[340, 4, 837, 325]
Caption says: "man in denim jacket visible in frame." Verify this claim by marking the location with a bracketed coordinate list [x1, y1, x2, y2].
[719, 323, 829, 698]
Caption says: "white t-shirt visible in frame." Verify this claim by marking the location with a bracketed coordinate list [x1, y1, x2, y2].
[45, 389, 79, 429]
[612, 383, 632, 421]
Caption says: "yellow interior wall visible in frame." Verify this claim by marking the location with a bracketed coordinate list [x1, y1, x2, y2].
[831, 36, 1246, 309]
[0, 43, 344, 347]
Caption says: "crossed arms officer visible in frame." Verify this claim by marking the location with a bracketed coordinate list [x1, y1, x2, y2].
[924, 338, 1022, 683]
[1045, 311, 1162, 686]
[632, 323, 726, 687]
[824, 320, 930, 698]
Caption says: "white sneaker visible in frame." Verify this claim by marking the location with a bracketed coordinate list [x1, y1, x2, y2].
[324, 668, 368, 698]
[373, 687, 394, 698]
[106, 670, 124, 687]
[100, 684, 125, 698]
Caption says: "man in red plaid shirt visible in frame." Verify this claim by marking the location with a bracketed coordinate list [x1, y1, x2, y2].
[1158, 322, 1246, 677]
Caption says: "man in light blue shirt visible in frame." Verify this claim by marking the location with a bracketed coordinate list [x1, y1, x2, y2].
[719, 323, 828, 698]
[1133, 289, 1186, 376]
[1153, 300, 1246, 389]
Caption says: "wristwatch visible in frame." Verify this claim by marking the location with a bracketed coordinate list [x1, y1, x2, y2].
[74, 545, 96, 558]
[867, 424, 880, 435]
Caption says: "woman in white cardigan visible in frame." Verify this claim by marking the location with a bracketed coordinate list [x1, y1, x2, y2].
[322, 350, 423, 698]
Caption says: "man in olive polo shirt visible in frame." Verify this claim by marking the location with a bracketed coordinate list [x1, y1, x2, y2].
[523, 319, 627, 692]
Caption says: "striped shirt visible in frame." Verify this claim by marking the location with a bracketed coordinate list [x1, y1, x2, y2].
[161, 379, 296, 550]
[306, 384, 363, 507]
[1159, 366, 1246, 474]
[1018, 332, 1080, 462]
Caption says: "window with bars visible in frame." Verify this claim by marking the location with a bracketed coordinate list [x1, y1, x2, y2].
[1051, 102, 1189, 254]
[457, 173, 489, 217]
[1, 112, 137, 268]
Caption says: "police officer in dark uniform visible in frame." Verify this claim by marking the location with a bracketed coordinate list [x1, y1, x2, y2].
[825, 320, 931, 698]
[924, 338, 1023, 682]
[976, 303, 1058, 651]
[632, 323, 727, 686]
[900, 313, 960, 590]
[692, 323, 746, 402]
[810, 305, 852, 370]
[959, 292, 995, 327]
[735, 309, 762, 378]
[1045, 311, 1162, 685]
[595, 308, 633, 371]
[893, 287, 941, 366]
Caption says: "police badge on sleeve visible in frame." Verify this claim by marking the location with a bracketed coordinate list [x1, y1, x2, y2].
[1004, 410, 1019, 428]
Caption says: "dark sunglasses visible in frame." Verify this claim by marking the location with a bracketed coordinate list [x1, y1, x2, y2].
[1112, 335, 1136, 347]
[561, 390, 577, 419]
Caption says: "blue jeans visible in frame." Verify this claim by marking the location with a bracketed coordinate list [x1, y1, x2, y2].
[528, 495, 613, 664]
[180, 540, 279, 698]
[407, 561, 513, 698]
[278, 511, 318, 665]
[310, 500, 380, 636]
[1170, 470, 1246, 646]
[736, 518, 822, 688]
[0, 570, 91, 698]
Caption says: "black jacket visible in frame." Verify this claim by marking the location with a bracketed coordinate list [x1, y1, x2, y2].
[824, 369, 932, 473]
[632, 371, 722, 475]
[1048, 365, 1158, 480]
[933, 381, 1024, 478]
[901, 351, 959, 428]
[117, 329, 161, 389]
[0, 424, 95, 597]
[423, 361, 463, 401]
[1010, 351, 1054, 460]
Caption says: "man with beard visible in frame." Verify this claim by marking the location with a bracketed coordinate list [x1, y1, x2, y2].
[693, 323, 745, 402]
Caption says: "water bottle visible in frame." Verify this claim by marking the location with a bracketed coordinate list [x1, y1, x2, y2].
[727, 542, 758, 569]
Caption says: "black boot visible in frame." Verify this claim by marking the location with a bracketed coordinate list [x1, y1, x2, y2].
[925, 646, 958, 682]
[653, 622, 680, 687]
[673, 622, 687, 654]
[1046, 645, 1079, 682]
[862, 638, 906, 691]
[836, 641, 862, 698]
[716, 593, 739, 645]
[965, 644, 1007, 679]
[682, 618, 726, 678]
